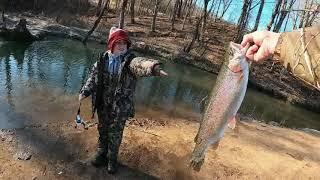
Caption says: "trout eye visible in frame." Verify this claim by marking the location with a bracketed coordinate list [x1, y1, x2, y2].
[228, 48, 235, 62]
[228, 48, 234, 57]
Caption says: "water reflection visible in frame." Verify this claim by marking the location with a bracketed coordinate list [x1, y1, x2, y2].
[0, 39, 319, 130]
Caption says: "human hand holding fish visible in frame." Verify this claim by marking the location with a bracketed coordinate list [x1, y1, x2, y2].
[241, 31, 280, 62]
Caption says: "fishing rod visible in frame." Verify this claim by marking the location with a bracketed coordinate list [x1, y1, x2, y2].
[74, 102, 89, 130]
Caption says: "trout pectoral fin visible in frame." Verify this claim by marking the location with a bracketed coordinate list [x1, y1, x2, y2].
[229, 64, 242, 73]
[239, 73, 244, 82]
[237, 72, 244, 83]
[227, 116, 236, 130]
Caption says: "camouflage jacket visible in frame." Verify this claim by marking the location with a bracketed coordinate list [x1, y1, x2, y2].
[80, 50, 162, 118]
[273, 25, 320, 90]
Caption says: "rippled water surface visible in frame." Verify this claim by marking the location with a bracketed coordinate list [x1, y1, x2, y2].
[0, 39, 319, 130]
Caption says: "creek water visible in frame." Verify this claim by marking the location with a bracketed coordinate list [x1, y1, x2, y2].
[0, 39, 319, 130]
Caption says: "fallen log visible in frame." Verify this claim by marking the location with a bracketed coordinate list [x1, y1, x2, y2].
[0, 18, 39, 41]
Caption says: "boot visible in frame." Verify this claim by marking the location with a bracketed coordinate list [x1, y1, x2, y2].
[107, 158, 118, 174]
[91, 137, 108, 167]
[91, 147, 107, 167]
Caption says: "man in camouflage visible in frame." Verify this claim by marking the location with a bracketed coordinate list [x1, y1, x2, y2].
[79, 27, 167, 174]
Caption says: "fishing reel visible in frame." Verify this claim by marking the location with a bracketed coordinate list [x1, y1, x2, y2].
[75, 114, 88, 130]
[74, 103, 88, 130]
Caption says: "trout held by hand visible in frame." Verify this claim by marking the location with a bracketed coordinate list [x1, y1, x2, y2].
[190, 42, 250, 171]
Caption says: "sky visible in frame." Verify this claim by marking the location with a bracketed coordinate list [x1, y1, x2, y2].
[196, 0, 315, 32]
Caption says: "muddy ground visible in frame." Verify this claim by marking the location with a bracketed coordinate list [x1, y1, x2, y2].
[0, 89, 319, 180]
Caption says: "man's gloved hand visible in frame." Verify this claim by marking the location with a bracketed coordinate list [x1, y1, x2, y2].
[153, 64, 168, 76]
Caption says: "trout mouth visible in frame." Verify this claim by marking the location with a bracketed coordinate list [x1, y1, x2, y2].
[227, 42, 249, 73]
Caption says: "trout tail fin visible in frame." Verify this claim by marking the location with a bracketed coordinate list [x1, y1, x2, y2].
[228, 116, 237, 130]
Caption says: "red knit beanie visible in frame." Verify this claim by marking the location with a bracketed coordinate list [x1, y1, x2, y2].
[107, 27, 131, 52]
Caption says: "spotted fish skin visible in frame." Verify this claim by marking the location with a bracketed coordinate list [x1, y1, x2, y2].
[190, 42, 250, 171]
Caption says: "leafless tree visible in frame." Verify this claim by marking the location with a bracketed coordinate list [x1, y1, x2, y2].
[299, 0, 319, 27]
[177, 0, 183, 18]
[234, 0, 253, 43]
[130, 0, 136, 23]
[96, 0, 103, 16]
[171, 0, 179, 31]
[184, 16, 203, 52]
[151, 0, 161, 32]
[214, 0, 222, 21]
[266, 0, 282, 30]
[305, 3, 320, 26]
[219, 0, 233, 19]
[163, 0, 173, 14]
[83, 0, 109, 44]
[119, 0, 128, 29]
[181, 0, 193, 30]
[190, 0, 198, 20]
[200, 0, 211, 40]
[273, 0, 296, 32]
[252, 0, 265, 31]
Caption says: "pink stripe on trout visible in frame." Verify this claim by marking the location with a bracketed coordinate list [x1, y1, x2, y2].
[190, 42, 250, 171]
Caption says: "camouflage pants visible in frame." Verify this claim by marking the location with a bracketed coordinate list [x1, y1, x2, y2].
[97, 108, 127, 161]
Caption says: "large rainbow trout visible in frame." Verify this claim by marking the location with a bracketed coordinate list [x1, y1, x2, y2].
[190, 42, 250, 171]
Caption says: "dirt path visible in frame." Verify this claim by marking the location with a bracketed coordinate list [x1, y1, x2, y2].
[1, 104, 319, 180]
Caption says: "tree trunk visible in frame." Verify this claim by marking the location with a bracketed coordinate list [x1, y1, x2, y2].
[177, 0, 183, 18]
[304, 0, 314, 26]
[190, 0, 198, 20]
[200, 0, 210, 40]
[184, 16, 202, 53]
[234, 0, 251, 43]
[116, 0, 120, 10]
[219, 0, 233, 19]
[130, 0, 135, 23]
[82, 0, 109, 44]
[137, 0, 142, 15]
[273, 0, 296, 32]
[181, 0, 193, 30]
[1, 0, 8, 28]
[119, 0, 128, 29]
[151, 0, 160, 32]
[33, 0, 38, 11]
[252, 0, 264, 32]
[181, 0, 189, 16]
[96, 0, 103, 16]
[266, 0, 282, 30]
[306, 4, 320, 27]
[171, 0, 179, 31]
[164, 0, 173, 14]
[292, 11, 299, 29]
[214, 0, 222, 21]
[283, 10, 290, 31]
[1, 10, 5, 27]
[208, 0, 216, 15]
